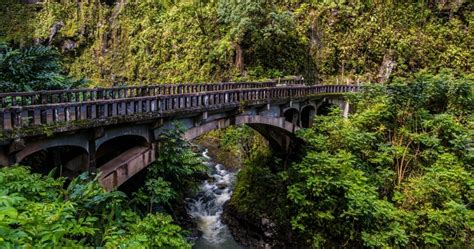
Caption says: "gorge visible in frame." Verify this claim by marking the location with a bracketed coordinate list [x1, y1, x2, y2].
[0, 1, 472, 248]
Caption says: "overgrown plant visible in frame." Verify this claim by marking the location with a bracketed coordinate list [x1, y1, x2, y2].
[0, 42, 86, 92]
[228, 71, 473, 248]
[2, 1, 471, 84]
[0, 166, 191, 248]
[287, 71, 473, 247]
[133, 123, 205, 214]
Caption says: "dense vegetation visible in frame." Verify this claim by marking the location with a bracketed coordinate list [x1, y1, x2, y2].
[0, 1, 472, 248]
[132, 125, 205, 214]
[0, 127, 205, 248]
[231, 71, 473, 247]
[0, 42, 86, 92]
[0, 167, 191, 248]
[1, 1, 472, 85]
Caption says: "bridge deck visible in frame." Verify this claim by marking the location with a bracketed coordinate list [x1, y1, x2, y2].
[0, 85, 359, 139]
[0, 79, 303, 108]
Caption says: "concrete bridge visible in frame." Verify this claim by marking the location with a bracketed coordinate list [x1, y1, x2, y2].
[0, 80, 359, 190]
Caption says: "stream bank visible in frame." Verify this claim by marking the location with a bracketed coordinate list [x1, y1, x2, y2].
[186, 149, 244, 249]
[192, 140, 292, 249]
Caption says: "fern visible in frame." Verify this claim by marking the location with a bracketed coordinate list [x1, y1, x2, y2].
[0, 42, 87, 93]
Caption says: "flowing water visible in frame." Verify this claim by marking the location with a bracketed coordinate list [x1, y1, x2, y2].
[186, 149, 244, 249]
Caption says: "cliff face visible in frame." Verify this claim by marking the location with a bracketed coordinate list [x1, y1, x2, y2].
[1, 1, 472, 86]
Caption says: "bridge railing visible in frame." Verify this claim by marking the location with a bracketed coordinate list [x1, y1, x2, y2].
[0, 81, 280, 108]
[276, 78, 305, 86]
[0, 85, 358, 131]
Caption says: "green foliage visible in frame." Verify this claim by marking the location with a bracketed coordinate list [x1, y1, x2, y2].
[227, 72, 473, 248]
[0, 166, 190, 248]
[287, 71, 473, 247]
[0, 0, 35, 46]
[231, 150, 288, 221]
[216, 125, 269, 160]
[104, 213, 191, 249]
[288, 150, 408, 248]
[297, 1, 473, 82]
[0, 42, 86, 92]
[216, 0, 310, 78]
[133, 123, 205, 213]
[394, 153, 473, 246]
[1, 1, 470, 85]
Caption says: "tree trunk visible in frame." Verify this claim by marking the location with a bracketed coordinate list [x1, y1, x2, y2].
[235, 43, 244, 74]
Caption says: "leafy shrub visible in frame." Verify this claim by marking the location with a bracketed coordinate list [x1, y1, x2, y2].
[0, 166, 190, 248]
[133, 123, 205, 213]
[288, 72, 473, 247]
[0, 42, 86, 92]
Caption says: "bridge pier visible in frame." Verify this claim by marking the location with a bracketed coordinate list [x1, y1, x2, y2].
[64, 154, 89, 175]
[88, 137, 97, 172]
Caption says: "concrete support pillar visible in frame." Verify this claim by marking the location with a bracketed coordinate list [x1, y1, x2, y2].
[88, 140, 96, 172]
[343, 101, 350, 118]
[65, 154, 89, 173]
[292, 112, 298, 132]
[0, 150, 9, 166]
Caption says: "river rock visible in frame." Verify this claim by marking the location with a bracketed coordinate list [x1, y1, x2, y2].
[264, 231, 273, 238]
[217, 182, 228, 189]
[222, 202, 293, 248]
[195, 138, 242, 170]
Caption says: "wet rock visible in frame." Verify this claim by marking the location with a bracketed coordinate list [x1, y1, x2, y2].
[264, 232, 273, 238]
[61, 39, 78, 52]
[169, 201, 202, 242]
[195, 138, 242, 170]
[217, 182, 228, 189]
[195, 171, 212, 181]
[222, 202, 292, 249]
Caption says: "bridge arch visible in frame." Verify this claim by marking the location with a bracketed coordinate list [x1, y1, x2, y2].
[184, 115, 298, 141]
[300, 104, 316, 128]
[18, 144, 88, 177]
[14, 134, 89, 163]
[283, 107, 299, 124]
[96, 135, 150, 167]
[95, 125, 151, 150]
[183, 114, 302, 157]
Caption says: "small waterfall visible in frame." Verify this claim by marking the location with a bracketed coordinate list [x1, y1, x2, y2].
[187, 149, 244, 249]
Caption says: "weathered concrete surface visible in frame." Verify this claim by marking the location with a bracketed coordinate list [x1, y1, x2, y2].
[95, 125, 151, 149]
[99, 145, 155, 191]
[13, 133, 89, 163]
[183, 115, 297, 141]
[0, 86, 354, 190]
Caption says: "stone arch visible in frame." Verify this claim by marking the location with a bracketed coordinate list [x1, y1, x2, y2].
[95, 125, 151, 149]
[183, 115, 298, 141]
[18, 144, 89, 177]
[95, 135, 150, 167]
[183, 114, 302, 157]
[300, 104, 316, 128]
[14, 134, 89, 163]
[283, 107, 299, 124]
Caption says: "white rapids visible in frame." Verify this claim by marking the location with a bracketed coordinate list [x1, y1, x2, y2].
[186, 149, 244, 249]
